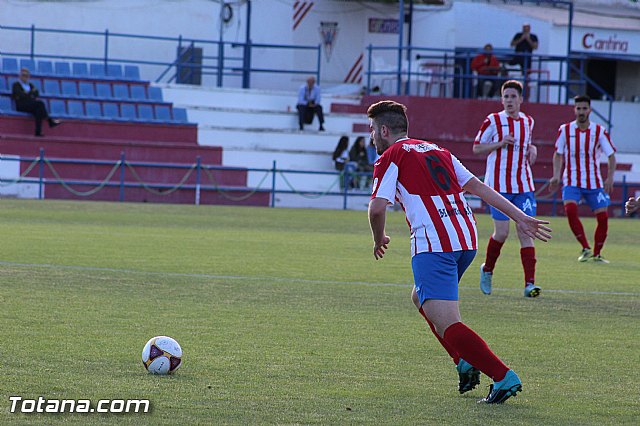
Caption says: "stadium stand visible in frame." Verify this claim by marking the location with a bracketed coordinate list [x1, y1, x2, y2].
[0, 59, 268, 206]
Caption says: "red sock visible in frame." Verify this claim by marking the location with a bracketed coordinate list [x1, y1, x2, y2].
[520, 247, 536, 285]
[418, 307, 460, 365]
[564, 203, 590, 249]
[483, 237, 504, 273]
[593, 211, 608, 256]
[443, 322, 509, 382]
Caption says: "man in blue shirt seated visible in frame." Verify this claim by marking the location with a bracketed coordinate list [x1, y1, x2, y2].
[296, 76, 325, 131]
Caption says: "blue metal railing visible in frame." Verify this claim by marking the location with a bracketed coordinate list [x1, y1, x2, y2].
[364, 44, 615, 130]
[0, 152, 635, 216]
[0, 24, 321, 89]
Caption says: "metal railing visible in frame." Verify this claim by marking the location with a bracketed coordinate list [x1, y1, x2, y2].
[0, 151, 635, 217]
[365, 45, 615, 130]
[0, 24, 321, 89]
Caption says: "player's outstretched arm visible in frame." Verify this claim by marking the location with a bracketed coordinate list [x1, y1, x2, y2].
[368, 197, 391, 259]
[463, 177, 552, 242]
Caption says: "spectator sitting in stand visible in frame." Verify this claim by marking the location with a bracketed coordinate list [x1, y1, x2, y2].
[349, 136, 371, 189]
[333, 136, 350, 189]
[296, 76, 325, 131]
[11, 68, 61, 136]
[471, 44, 502, 98]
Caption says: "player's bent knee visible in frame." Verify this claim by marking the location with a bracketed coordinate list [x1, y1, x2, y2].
[410, 288, 420, 309]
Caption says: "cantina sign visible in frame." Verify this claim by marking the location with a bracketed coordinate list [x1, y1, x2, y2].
[581, 32, 629, 53]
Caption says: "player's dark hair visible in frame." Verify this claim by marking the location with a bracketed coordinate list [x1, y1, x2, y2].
[573, 95, 591, 105]
[366, 100, 408, 133]
[501, 80, 523, 96]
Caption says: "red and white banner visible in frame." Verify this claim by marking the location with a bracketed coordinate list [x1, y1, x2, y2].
[293, 1, 314, 31]
[344, 52, 363, 84]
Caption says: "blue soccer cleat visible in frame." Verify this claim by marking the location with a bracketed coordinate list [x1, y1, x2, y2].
[480, 370, 522, 404]
[457, 359, 480, 394]
[524, 283, 541, 298]
[479, 263, 492, 295]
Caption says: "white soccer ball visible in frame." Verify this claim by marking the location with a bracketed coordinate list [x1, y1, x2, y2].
[142, 336, 182, 375]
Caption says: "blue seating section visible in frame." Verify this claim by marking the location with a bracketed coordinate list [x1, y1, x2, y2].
[0, 58, 189, 124]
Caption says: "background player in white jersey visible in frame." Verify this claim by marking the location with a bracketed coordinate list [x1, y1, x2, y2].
[549, 95, 617, 263]
[473, 80, 541, 297]
[367, 100, 551, 404]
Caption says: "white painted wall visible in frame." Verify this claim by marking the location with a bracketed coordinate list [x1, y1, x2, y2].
[1, 0, 639, 152]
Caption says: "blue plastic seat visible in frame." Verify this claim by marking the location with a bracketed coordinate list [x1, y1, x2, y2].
[61, 81, 79, 97]
[79, 82, 95, 98]
[0, 96, 14, 112]
[130, 85, 146, 100]
[44, 79, 61, 95]
[2, 58, 19, 74]
[107, 64, 123, 78]
[37, 60, 54, 76]
[54, 62, 71, 76]
[31, 79, 43, 92]
[155, 105, 171, 122]
[102, 102, 119, 119]
[124, 65, 141, 80]
[0, 77, 7, 94]
[67, 100, 84, 117]
[90, 63, 106, 78]
[85, 101, 102, 118]
[20, 59, 36, 73]
[113, 84, 129, 99]
[120, 103, 136, 121]
[96, 83, 112, 99]
[72, 62, 89, 77]
[172, 108, 188, 123]
[137, 104, 154, 121]
[50, 99, 67, 117]
[147, 87, 163, 101]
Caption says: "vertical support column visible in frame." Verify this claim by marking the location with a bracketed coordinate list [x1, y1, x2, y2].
[195, 156, 201, 206]
[119, 152, 126, 202]
[270, 161, 277, 208]
[38, 148, 44, 200]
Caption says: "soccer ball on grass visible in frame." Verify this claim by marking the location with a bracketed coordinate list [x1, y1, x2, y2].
[142, 336, 182, 375]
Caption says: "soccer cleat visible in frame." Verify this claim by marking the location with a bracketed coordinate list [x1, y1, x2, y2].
[479, 263, 493, 295]
[457, 359, 481, 394]
[578, 248, 592, 262]
[480, 370, 522, 404]
[524, 283, 541, 298]
[591, 254, 610, 264]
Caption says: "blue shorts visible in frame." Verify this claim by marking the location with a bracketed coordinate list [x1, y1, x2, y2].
[412, 250, 477, 305]
[562, 186, 610, 211]
[490, 191, 537, 221]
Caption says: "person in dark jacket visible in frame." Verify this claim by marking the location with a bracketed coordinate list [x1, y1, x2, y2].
[11, 68, 61, 136]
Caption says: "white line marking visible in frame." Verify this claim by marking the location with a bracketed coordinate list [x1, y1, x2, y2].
[0, 261, 638, 297]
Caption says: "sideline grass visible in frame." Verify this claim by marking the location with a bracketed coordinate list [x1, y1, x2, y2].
[0, 199, 638, 425]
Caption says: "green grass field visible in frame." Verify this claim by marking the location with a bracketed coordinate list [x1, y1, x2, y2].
[0, 199, 638, 425]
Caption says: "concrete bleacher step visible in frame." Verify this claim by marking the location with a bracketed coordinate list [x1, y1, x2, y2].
[0, 115, 197, 144]
[184, 106, 367, 133]
[159, 84, 361, 113]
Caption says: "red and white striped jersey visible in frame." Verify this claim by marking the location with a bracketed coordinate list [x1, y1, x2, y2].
[371, 138, 478, 255]
[555, 121, 616, 189]
[474, 111, 535, 194]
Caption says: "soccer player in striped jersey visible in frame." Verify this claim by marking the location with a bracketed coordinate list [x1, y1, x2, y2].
[473, 80, 541, 297]
[549, 95, 617, 263]
[367, 100, 551, 404]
